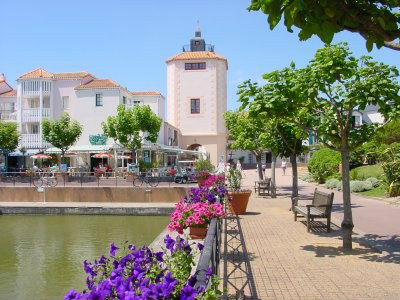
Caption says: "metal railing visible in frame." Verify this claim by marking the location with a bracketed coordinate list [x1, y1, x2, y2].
[0, 171, 198, 188]
[194, 214, 222, 290]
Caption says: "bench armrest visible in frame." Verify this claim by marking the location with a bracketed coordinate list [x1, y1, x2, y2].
[306, 204, 331, 208]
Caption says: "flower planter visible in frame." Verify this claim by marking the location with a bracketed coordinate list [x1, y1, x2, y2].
[228, 191, 252, 215]
[189, 225, 208, 239]
[197, 177, 209, 186]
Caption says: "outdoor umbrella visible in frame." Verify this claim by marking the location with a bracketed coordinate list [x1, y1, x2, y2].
[31, 153, 52, 169]
[91, 152, 113, 165]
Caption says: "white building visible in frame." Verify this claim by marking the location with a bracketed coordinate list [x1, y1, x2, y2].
[166, 27, 227, 166]
[0, 74, 17, 122]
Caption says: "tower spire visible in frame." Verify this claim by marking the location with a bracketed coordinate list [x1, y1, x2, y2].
[195, 20, 201, 38]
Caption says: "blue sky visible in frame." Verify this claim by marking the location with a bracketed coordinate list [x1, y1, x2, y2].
[0, 0, 398, 111]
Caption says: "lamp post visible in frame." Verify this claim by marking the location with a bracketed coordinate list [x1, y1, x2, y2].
[20, 147, 27, 170]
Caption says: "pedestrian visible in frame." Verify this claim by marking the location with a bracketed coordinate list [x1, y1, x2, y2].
[281, 158, 287, 175]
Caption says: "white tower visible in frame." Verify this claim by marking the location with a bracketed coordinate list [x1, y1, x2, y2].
[166, 26, 227, 166]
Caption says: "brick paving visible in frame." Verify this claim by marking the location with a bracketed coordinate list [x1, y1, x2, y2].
[221, 169, 400, 300]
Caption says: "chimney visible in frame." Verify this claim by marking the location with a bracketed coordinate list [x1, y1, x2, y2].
[0, 73, 6, 81]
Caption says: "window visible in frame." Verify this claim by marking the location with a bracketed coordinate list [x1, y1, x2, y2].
[195, 41, 200, 45]
[62, 96, 69, 109]
[185, 62, 206, 70]
[133, 100, 141, 106]
[122, 96, 127, 105]
[352, 116, 361, 127]
[190, 98, 200, 114]
[31, 124, 39, 134]
[95, 93, 103, 107]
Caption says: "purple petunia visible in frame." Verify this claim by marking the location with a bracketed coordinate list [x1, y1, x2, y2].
[109, 242, 119, 256]
[64, 290, 81, 300]
[180, 284, 198, 300]
[197, 243, 204, 251]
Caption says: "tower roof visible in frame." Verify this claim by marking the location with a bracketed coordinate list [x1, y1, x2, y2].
[166, 51, 227, 63]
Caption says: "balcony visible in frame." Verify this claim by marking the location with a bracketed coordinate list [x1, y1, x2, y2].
[21, 134, 51, 149]
[22, 108, 50, 122]
[0, 112, 17, 121]
[21, 80, 52, 97]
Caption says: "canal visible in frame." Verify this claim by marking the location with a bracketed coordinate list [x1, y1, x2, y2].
[0, 215, 169, 300]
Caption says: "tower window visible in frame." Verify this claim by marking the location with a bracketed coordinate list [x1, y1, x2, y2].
[191, 99, 200, 114]
[95, 93, 103, 107]
[185, 63, 206, 70]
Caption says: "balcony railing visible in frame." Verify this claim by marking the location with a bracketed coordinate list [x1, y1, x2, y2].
[21, 80, 52, 96]
[0, 112, 17, 121]
[21, 134, 51, 149]
[22, 108, 50, 122]
[182, 44, 215, 52]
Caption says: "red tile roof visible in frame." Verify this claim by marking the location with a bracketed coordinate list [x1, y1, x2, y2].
[0, 89, 17, 97]
[130, 91, 161, 96]
[166, 51, 227, 63]
[53, 72, 94, 79]
[19, 68, 94, 80]
[19, 68, 53, 79]
[75, 79, 121, 90]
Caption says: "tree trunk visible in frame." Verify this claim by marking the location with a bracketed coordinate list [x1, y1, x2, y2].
[271, 154, 277, 198]
[290, 154, 298, 198]
[340, 149, 354, 250]
[256, 154, 263, 180]
[61, 150, 65, 166]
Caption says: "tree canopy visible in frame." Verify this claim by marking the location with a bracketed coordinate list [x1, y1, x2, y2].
[42, 113, 83, 163]
[0, 121, 19, 153]
[239, 42, 400, 249]
[102, 105, 162, 153]
[248, 0, 400, 51]
[224, 110, 275, 179]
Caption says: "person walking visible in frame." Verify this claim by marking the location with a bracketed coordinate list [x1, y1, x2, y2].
[281, 158, 287, 176]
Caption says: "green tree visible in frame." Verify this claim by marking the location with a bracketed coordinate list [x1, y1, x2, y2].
[248, 0, 400, 51]
[224, 111, 277, 180]
[374, 119, 400, 145]
[42, 113, 83, 165]
[102, 105, 162, 160]
[244, 43, 400, 249]
[0, 121, 19, 171]
[238, 82, 309, 198]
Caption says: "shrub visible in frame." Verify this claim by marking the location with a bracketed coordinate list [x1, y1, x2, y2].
[350, 164, 384, 180]
[325, 178, 340, 189]
[300, 173, 314, 182]
[336, 182, 343, 191]
[327, 172, 342, 181]
[366, 177, 380, 188]
[308, 148, 341, 183]
[350, 180, 373, 193]
[379, 143, 400, 196]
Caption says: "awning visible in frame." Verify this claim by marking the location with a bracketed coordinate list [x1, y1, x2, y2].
[46, 145, 116, 154]
[8, 149, 40, 156]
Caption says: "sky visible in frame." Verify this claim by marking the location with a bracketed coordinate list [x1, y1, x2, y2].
[0, 0, 399, 111]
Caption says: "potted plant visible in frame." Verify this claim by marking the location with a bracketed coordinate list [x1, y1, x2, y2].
[166, 168, 177, 177]
[168, 200, 225, 239]
[227, 168, 251, 215]
[194, 158, 214, 186]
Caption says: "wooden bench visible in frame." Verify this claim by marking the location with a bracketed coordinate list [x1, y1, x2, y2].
[254, 178, 271, 196]
[292, 188, 334, 232]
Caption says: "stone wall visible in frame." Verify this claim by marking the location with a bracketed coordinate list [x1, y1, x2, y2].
[0, 187, 190, 203]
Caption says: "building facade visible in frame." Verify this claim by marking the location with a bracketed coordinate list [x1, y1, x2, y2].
[166, 28, 227, 166]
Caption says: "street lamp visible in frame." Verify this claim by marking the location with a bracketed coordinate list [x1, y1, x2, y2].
[19, 147, 27, 170]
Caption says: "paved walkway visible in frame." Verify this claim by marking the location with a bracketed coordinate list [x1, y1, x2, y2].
[221, 169, 400, 300]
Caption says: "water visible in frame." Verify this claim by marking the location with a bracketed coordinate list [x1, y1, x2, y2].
[0, 215, 169, 300]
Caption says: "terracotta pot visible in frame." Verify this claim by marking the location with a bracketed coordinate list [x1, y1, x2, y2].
[228, 191, 252, 215]
[197, 177, 208, 186]
[189, 225, 208, 239]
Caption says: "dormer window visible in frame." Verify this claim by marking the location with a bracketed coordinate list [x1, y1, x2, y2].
[185, 63, 206, 70]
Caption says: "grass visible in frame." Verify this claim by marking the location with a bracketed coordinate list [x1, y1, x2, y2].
[350, 164, 384, 180]
[359, 185, 387, 197]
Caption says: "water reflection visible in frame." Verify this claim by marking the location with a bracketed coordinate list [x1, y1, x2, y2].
[0, 215, 169, 300]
